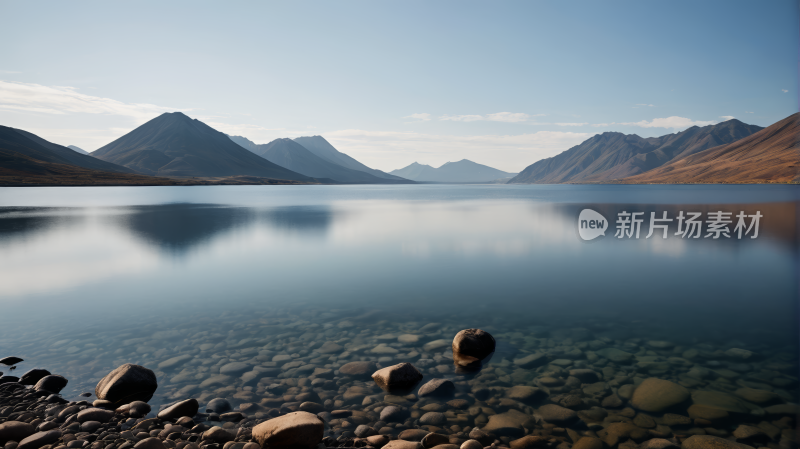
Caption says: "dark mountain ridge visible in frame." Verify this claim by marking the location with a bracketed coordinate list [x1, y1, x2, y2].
[252, 138, 411, 184]
[93, 113, 314, 181]
[509, 119, 763, 183]
[0, 125, 133, 174]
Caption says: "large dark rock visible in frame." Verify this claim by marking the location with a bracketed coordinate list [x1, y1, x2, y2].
[0, 421, 36, 444]
[452, 329, 495, 360]
[33, 375, 67, 393]
[16, 430, 61, 449]
[0, 357, 23, 366]
[18, 369, 51, 386]
[372, 363, 423, 391]
[158, 399, 199, 420]
[95, 364, 157, 405]
[252, 411, 324, 449]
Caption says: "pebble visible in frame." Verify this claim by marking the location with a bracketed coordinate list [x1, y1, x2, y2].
[372, 363, 423, 391]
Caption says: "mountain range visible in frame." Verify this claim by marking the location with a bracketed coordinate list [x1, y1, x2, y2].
[391, 160, 516, 183]
[93, 113, 315, 181]
[1, 111, 795, 186]
[229, 135, 411, 184]
[0, 125, 134, 174]
[0, 125, 204, 186]
[509, 119, 764, 184]
[618, 113, 799, 184]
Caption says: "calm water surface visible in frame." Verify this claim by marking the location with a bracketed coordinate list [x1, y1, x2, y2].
[0, 184, 797, 427]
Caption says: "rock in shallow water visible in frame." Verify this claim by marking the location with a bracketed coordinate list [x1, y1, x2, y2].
[339, 361, 377, 378]
[18, 369, 50, 386]
[206, 398, 232, 414]
[452, 329, 495, 360]
[380, 405, 405, 422]
[372, 363, 423, 391]
[418, 379, 455, 398]
[95, 364, 157, 405]
[682, 435, 754, 449]
[252, 411, 324, 449]
[630, 378, 689, 412]
[33, 375, 67, 394]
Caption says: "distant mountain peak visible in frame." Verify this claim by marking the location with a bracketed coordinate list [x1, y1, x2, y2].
[391, 159, 514, 183]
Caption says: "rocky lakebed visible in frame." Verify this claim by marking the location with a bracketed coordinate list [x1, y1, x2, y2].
[0, 307, 798, 449]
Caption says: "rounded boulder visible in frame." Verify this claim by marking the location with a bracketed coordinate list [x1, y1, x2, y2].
[372, 363, 423, 391]
[33, 375, 68, 394]
[630, 378, 689, 412]
[252, 411, 324, 449]
[158, 398, 199, 420]
[452, 329, 495, 360]
[95, 364, 157, 405]
[0, 421, 36, 445]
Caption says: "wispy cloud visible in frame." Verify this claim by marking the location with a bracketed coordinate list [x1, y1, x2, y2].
[438, 112, 544, 123]
[325, 129, 591, 172]
[719, 116, 735, 121]
[0, 70, 21, 74]
[592, 116, 716, 129]
[440, 114, 484, 122]
[745, 111, 754, 114]
[782, 89, 789, 93]
[403, 113, 432, 122]
[633, 103, 655, 108]
[0, 80, 186, 123]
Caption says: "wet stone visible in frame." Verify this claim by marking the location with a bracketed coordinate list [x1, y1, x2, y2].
[418, 379, 455, 398]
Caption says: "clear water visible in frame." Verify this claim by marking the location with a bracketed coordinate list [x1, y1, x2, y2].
[0, 185, 797, 435]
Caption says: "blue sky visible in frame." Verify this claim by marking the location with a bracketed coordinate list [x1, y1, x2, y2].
[0, 0, 796, 172]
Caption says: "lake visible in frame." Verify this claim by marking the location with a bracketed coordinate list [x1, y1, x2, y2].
[0, 184, 797, 442]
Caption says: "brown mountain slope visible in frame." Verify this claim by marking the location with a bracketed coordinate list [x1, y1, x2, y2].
[508, 119, 762, 183]
[616, 113, 799, 184]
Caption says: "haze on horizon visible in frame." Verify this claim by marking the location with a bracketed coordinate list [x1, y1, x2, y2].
[0, 0, 796, 173]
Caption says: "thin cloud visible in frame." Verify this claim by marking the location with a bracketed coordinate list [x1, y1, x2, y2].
[745, 111, 754, 114]
[719, 116, 735, 121]
[403, 113, 432, 122]
[782, 89, 789, 93]
[0, 80, 187, 123]
[592, 116, 716, 129]
[439, 112, 544, 123]
[485, 112, 531, 123]
[0, 70, 21, 74]
[634, 104, 655, 107]
[440, 114, 484, 122]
